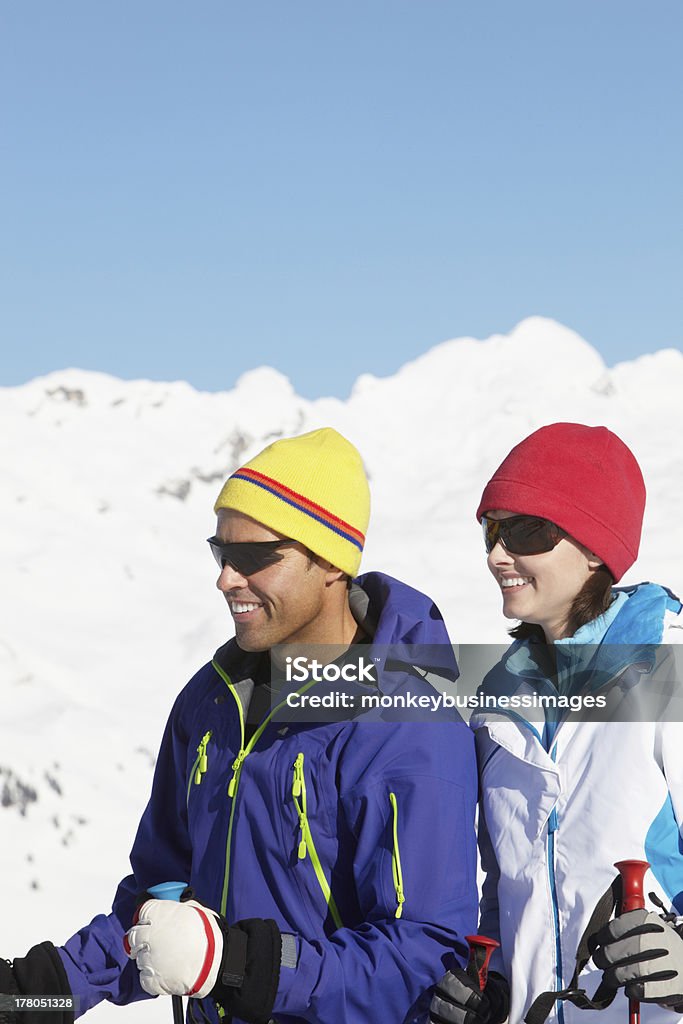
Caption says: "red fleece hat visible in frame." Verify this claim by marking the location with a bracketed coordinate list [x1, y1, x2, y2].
[476, 423, 646, 582]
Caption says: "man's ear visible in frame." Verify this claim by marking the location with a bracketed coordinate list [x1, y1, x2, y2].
[307, 550, 346, 584]
[324, 563, 347, 585]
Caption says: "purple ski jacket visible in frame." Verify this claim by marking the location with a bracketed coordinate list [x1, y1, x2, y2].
[58, 572, 478, 1024]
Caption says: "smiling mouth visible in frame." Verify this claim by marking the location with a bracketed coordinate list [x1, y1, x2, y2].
[228, 601, 264, 616]
[500, 576, 533, 589]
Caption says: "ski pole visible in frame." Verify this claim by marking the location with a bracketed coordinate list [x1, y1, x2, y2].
[147, 881, 188, 1024]
[465, 934, 500, 991]
[614, 860, 650, 1024]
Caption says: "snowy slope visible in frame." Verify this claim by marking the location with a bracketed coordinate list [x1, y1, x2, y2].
[1, 317, 681, 1023]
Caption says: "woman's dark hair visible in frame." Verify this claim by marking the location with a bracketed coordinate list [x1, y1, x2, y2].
[509, 565, 615, 642]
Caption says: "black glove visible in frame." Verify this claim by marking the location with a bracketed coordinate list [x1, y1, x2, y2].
[0, 943, 74, 1024]
[212, 917, 282, 1024]
[593, 908, 683, 1010]
[430, 966, 509, 1024]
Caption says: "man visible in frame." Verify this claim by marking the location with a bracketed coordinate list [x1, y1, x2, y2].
[1, 427, 478, 1024]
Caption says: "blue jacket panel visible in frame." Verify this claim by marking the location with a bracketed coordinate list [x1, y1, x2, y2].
[58, 572, 478, 1023]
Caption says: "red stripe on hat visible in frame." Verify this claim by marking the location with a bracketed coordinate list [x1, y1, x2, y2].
[187, 907, 216, 996]
[235, 467, 365, 545]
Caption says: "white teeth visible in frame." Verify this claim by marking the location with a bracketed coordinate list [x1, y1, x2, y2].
[230, 602, 261, 614]
[500, 577, 533, 588]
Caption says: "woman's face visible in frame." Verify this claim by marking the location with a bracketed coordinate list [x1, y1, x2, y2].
[485, 510, 601, 641]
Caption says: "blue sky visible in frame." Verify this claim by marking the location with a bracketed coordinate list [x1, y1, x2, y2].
[2, 1, 681, 398]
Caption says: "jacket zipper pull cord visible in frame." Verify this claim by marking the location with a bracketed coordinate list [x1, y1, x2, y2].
[194, 731, 212, 786]
[389, 792, 405, 919]
[292, 754, 308, 859]
[228, 749, 247, 798]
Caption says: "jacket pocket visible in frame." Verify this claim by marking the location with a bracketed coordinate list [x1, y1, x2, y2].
[388, 792, 406, 918]
[291, 752, 343, 929]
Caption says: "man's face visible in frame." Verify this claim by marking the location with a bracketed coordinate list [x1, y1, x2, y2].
[214, 509, 331, 652]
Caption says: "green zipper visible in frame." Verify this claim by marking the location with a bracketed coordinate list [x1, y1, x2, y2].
[291, 752, 343, 930]
[186, 730, 212, 803]
[389, 792, 405, 918]
[211, 659, 319, 917]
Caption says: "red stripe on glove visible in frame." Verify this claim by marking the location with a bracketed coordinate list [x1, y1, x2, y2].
[187, 907, 216, 996]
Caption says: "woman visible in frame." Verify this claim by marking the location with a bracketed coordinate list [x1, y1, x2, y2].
[431, 423, 683, 1024]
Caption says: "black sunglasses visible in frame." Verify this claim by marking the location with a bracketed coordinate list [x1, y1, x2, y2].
[481, 515, 567, 555]
[207, 537, 298, 576]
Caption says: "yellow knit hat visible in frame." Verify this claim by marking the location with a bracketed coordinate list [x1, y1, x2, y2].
[213, 428, 370, 576]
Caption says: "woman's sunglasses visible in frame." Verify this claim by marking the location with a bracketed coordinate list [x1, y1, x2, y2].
[481, 515, 567, 555]
[207, 537, 298, 576]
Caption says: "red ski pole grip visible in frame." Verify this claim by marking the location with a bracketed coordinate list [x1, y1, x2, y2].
[614, 860, 650, 1024]
[614, 860, 649, 914]
[465, 934, 500, 991]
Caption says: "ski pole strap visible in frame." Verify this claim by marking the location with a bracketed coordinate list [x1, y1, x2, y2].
[524, 875, 622, 1024]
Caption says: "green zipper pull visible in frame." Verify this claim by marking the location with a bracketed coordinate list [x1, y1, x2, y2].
[228, 749, 247, 797]
[292, 753, 304, 797]
[292, 754, 308, 859]
[194, 731, 212, 785]
[297, 824, 308, 860]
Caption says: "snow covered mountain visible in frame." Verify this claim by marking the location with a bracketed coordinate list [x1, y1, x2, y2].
[1, 317, 681, 1022]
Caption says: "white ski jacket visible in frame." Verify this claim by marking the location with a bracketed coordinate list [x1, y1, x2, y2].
[471, 583, 683, 1024]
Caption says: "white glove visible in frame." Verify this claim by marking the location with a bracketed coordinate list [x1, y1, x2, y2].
[124, 898, 224, 998]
